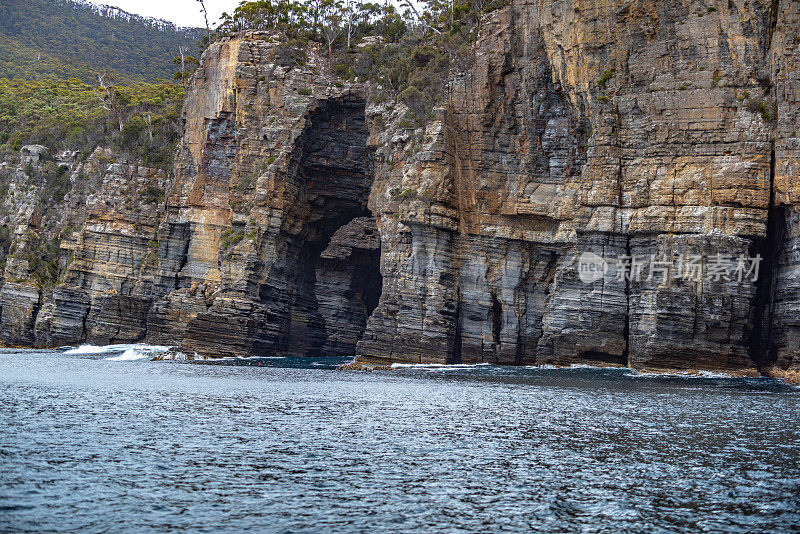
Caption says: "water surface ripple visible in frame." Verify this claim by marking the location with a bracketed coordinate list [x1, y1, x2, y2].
[1, 349, 799, 533]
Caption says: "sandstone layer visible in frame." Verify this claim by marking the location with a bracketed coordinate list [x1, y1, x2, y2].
[0, 0, 798, 378]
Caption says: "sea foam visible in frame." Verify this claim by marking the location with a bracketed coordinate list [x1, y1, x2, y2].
[390, 362, 492, 370]
[63, 344, 169, 361]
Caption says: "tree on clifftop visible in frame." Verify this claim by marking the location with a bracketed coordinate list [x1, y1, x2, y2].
[197, 0, 212, 44]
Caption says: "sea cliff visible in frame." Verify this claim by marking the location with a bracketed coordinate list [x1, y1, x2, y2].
[1, 0, 798, 379]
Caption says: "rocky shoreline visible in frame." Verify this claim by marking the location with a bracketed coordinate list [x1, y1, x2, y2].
[0, 0, 798, 378]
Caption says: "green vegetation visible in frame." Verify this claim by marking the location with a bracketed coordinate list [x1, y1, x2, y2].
[598, 68, 616, 89]
[234, 174, 255, 192]
[0, 0, 203, 83]
[399, 187, 417, 199]
[0, 78, 185, 169]
[221, 225, 260, 252]
[39, 162, 72, 203]
[750, 99, 775, 122]
[221, 229, 246, 251]
[10, 232, 61, 289]
[142, 240, 159, 268]
[140, 185, 166, 204]
[0, 0, 201, 288]
[216, 0, 508, 126]
[759, 104, 775, 122]
[738, 92, 776, 123]
[0, 225, 11, 251]
[0, 33, 110, 84]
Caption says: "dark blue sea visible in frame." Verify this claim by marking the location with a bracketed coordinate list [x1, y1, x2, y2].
[1, 345, 799, 533]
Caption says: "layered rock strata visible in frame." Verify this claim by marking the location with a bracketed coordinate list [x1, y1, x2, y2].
[359, 0, 797, 376]
[0, 0, 797, 379]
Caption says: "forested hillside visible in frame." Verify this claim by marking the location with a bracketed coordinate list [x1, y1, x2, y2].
[0, 78, 185, 166]
[0, 33, 106, 84]
[0, 0, 203, 83]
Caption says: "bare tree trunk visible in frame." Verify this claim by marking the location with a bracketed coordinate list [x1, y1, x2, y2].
[313, 0, 321, 39]
[178, 46, 187, 87]
[97, 73, 125, 132]
[146, 114, 154, 143]
[402, 0, 441, 34]
[197, 0, 211, 44]
[346, 0, 352, 49]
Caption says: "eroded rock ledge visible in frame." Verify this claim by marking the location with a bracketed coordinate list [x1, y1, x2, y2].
[0, 0, 799, 379]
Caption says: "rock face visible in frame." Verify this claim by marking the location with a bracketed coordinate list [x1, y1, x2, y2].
[0, 145, 168, 347]
[0, 0, 798, 379]
[316, 217, 382, 357]
[358, 0, 797, 375]
[141, 39, 377, 358]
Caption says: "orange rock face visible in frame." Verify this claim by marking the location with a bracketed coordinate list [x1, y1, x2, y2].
[1, 1, 799, 377]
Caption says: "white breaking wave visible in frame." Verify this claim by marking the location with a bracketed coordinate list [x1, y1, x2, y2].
[65, 344, 135, 355]
[631, 369, 747, 379]
[199, 355, 287, 362]
[105, 348, 150, 361]
[390, 363, 492, 370]
[63, 344, 169, 361]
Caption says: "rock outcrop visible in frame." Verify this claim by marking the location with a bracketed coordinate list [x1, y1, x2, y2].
[359, 0, 797, 376]
[0, 0, 798, 379]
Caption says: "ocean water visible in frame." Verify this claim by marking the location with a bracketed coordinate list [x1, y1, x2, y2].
[1, 346, 799, 533]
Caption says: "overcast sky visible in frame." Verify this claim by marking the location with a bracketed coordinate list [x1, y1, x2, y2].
[88, 0, 243, 28]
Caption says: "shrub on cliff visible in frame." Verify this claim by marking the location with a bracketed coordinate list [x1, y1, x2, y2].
[9, 232, 60, 289]
[216, 0, 507, 127]
[353, 1, 506, 124]
[40, 161, 72, 203]
[217, 0, 410, 48]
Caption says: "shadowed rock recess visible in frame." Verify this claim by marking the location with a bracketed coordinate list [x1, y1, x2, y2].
[0, 0, 798, 379]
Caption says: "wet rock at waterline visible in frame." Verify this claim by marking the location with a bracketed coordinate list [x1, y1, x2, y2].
[0, 1, 799, 382]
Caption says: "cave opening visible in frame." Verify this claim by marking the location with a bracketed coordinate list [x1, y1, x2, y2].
[749, 142, 783, 370]
[578, 351, 628, 366]
[281, 95, 382, 357]
[490, 291, 503, 351]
